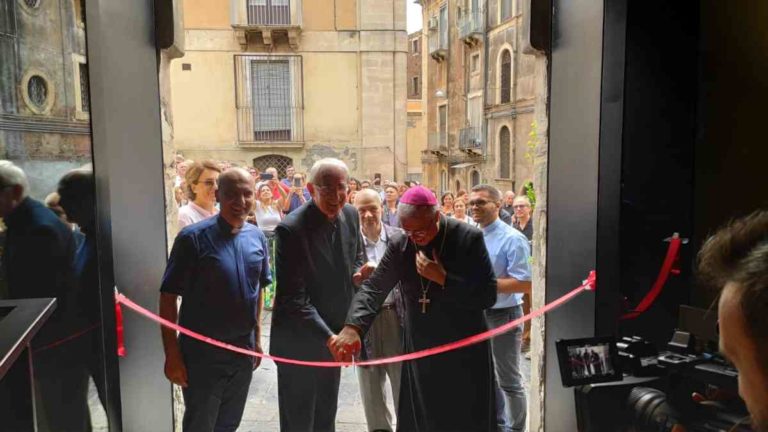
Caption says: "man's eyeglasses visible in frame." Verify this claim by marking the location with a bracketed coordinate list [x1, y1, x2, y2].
[513, 204, 529, 209]
[468, 199, 491, 207]
[315, 183, 347, 194]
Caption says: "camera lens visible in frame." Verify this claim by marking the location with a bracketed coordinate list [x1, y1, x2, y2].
[627, 387, 681, 432]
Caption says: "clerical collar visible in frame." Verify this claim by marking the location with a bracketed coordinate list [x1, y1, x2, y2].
[482, 217, 505, 234]
[216, 215, 245, 235]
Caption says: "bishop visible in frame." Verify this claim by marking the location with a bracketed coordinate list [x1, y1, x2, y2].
[334, 186, 498, 431]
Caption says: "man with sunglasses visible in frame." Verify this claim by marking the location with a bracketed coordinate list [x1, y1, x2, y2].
[333, 185, 498, 431]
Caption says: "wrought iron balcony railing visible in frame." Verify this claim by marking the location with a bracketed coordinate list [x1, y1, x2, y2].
[459, 127, 484, 154]
[428, 29, 448, 60]
[428, 132, 448, 154]
[231, 0, 302, 48]
[459, 10, 484, 43]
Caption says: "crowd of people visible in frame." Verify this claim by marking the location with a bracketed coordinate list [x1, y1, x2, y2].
[172, 154, 534, 240]
[2, 153, 765, 432]
[162, 156, 536, 432]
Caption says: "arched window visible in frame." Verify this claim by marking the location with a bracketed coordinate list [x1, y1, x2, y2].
[253, 154, 293, 178]
[471, 170, 480, 187]
[500, 50, 511, 104]
[499, 126, 511, 179]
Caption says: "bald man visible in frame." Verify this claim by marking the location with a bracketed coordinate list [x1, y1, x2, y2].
[354, 189, 404, 432]
[160, 168, 272, 432]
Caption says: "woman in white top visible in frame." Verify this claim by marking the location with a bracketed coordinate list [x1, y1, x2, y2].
[253, 183, 283, 233]
[178, 160, 221, 228]
[452, 198, 477, 227]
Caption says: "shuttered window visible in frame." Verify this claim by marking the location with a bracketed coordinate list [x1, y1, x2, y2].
[236, 55, 303, 143]
[251, 60, 291, 140]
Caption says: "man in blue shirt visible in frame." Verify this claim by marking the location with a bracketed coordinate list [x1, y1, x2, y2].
[470, 184, 532, 432]
[160, 168, 272, 432]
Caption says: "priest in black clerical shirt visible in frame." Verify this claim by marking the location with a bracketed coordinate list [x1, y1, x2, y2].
[334, 186, 498, 432]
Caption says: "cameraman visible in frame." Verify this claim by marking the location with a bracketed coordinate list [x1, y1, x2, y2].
[698, 210, 768, 431]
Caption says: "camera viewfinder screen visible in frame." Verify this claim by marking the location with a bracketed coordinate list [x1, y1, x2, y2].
[567, 343, 615, 380]
[556, 336, 622, 387]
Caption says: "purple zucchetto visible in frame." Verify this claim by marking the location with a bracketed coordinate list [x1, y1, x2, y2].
[399, 185, 438, 206]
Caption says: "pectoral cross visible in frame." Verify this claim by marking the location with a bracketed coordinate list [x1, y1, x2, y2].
[419, 292, 431, 314]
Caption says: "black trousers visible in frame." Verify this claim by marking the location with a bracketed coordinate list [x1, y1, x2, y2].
[277, 362, 341, 432]
[181, 339, 253, 432]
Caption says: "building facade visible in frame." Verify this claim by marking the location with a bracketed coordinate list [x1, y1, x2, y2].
[405, 30, 426, 182]
[170, 0, 408, 180]
[0, 0, 92, 199]
[484, 0, 534, 194]
[419, 0, 534, 194]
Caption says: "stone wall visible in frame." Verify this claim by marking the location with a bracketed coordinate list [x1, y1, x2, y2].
[172, 0, 407, 181]
[407, 32, 423, 98]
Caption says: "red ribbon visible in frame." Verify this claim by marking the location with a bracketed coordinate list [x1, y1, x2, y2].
[620, 236, 682, 320]
[115, 297, 126, 357]
[33, 323, 100, 354]
[115, 271, 596, 368]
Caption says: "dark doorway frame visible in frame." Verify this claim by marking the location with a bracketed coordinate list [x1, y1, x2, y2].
[85, 0, 173, 430]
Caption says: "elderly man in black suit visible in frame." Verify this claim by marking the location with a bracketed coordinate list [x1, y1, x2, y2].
[270, 158, 368, 432]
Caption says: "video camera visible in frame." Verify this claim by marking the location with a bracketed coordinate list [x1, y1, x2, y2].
[557, 306, 753, 431]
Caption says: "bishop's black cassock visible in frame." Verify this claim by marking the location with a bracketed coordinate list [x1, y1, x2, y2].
[346, 216, 498, 432]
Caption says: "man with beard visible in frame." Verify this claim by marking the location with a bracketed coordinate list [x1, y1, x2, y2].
[333, 185, 497, 431]
[270, 158, 367, 431]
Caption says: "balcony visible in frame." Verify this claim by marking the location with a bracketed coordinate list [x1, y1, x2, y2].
[428, 132, 448, 155]
[459, 11, 484, 46]
[231, 0, 302, 50]
[459, 127, 484, 155]
[428, 30, 448, 61]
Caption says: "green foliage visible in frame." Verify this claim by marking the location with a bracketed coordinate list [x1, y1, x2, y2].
[523, 180, 536, 208]
[525, 121, 539, 163]
[523, 121, 538, 209]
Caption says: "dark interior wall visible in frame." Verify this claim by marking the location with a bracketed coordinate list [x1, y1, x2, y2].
[601, 0, 768, 341]
[616, 0, 699, 344]
[693, 0, 768, 306]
